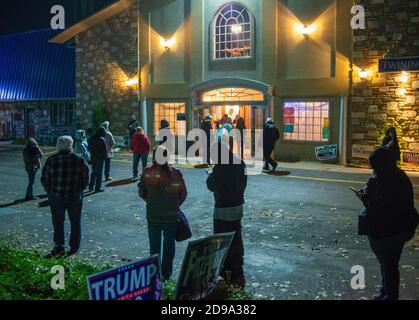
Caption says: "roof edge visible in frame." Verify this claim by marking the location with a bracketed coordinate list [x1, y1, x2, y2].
[50, 0, 138, 44]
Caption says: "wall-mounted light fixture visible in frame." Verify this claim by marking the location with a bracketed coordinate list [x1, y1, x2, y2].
[160, 37, 176, 51]
[126, 77, 139, 87]
[296, 24, 315, 39]
[358, 69, 370, 80]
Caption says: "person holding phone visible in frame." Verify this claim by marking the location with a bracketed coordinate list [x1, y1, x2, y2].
[354, 147, 418, 300]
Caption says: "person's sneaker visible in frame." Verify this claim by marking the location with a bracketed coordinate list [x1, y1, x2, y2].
[95, 189, 104, 193]
[88, 187, 94, 192]
[271, 163, 278, 172]
[25, 196, 39, 201]
[105, 177, 113, 182]
[372, 289, 386, 300]
[44, 247, 65, 259]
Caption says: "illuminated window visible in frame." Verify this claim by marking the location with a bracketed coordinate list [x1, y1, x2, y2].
[213, 3, 252, 60]
[201, 87, 264, 103]
[154, 102, 186, 136]
[283, 101, 330, 142]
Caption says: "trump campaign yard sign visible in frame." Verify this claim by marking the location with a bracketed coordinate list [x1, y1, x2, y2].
[87, 255, 162, 300]
[176, 232, 234, 300]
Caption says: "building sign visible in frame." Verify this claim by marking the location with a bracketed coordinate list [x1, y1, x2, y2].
[379, 56, 419, 73]
[352, 144, 375, 159]
[87, 255, 162, 300]
[176, 232, 235, 300]
[315, 144, 337, 161]
[403, 151, 419, 165]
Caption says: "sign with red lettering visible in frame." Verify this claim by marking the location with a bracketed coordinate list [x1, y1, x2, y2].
[403, 151, 419, 165]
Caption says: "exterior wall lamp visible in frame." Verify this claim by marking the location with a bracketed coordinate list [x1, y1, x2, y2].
[358, 69, 370, 80]
[296, 24, 315, 39]
[126, 77, 139, 87]
[160, 38, 176, 51]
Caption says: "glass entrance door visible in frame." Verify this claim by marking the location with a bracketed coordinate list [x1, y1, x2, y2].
[192, 105, 267, 158]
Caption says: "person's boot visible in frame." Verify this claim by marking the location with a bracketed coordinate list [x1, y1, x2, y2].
[44, 247, 65, 259]
[372, 289, 386, 300]
[271, 163, 278, 172]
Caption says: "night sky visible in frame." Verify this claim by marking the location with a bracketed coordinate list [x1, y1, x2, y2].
[0, 0, 114, 36]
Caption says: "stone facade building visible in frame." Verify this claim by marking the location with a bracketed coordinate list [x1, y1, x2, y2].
[351, 0, 419, 171]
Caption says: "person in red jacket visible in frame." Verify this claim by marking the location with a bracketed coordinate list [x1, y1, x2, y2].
[131, 127, 151, 179]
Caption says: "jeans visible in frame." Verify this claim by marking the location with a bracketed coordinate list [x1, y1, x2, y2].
[104, 158, 111, 179]
[148, 222, 177, 279]
[264, 148, 276, 169]
[133, 153, 148, 177]
[368, 232, 410, 300]
[90, 159, 105, 192]
[49, 192, 83, 253]
[25, 168, 37, 198]
[214, 219, 245, 285]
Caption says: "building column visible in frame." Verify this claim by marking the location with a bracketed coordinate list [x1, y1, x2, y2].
[339, 96, 348, 165]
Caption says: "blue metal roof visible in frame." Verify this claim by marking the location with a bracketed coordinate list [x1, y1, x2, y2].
[0, 29, 75, 101]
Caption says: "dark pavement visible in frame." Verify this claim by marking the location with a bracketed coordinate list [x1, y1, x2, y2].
[0, 144, 418, 300]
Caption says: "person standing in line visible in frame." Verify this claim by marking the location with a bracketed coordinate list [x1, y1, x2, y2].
[101, 121, 115, 181]
[88, 127, 108, 193]
[235, 116, 246, 159]
[41, 136, 89, 258]
[206, 142, 247, 289]
[200, 114, 213, 165]
[263, 118, 280, 172]
[131, 127, 151, 179]
[22, 138, 43, 200]
[74, 130, 90, 164]
[381, 127, 401, 163]
[138, 145, 188, 280]
[127, 115, 139, 147]
[356, 148, 418, 300]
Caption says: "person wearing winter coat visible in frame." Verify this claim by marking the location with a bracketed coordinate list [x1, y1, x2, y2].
[101, 121, 116, 181]
[22, 138, 43, 200]
[88, 127, 108, 193]
[206, 142, 247, 289]
[138, 145, 187, 280]
[357, 147, 419, 300]
[235, 116, 246, 159]
[263, 118, 280, 172]
[74, 130, 90, 164]
[131, 127, 151, 178]
[200, 114, 213, 165]
[381, 127, 401, 163]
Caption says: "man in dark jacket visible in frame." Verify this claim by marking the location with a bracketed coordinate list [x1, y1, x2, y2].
[200, 114, 213, 165]
[41, 136, 89, 258]
[88, 127, 108, 193]
[206, 142, 247, 289]
[358, 147, 419, 300]
[23, 138, 43, 200]
[263, 118, 280, 172]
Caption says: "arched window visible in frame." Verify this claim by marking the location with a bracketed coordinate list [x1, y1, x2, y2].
[213, 3, 252, 60]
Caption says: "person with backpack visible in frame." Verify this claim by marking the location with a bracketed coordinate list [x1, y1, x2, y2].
[88, 127, 108, 193]
[263, 118, 280, 172]
[131, 127, 151, 179]
[22, 138, 43, 200]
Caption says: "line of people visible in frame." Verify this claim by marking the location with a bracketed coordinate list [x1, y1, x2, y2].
[20, 123, 418, 298]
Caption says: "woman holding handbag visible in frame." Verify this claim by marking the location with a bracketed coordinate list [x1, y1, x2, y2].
[138, 145, 188, 280]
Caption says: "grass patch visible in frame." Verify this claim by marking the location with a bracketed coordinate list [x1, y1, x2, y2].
[0, 244, 251, 300]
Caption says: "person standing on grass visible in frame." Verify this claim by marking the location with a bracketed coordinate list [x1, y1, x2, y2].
[101, 121, 115, 182]
[131, 127, 151, 179]
[263, 118, 279, 172]
[23, 138, 43, 200]
[41, 136, 89, 258]
[88, 127, 108, 193]
[138, 145, 187, 280]
[206, 142, 247, 289]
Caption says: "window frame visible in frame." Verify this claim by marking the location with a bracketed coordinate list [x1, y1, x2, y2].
[153, 101, 187, 137]
[211, 2, 255, 62]
[281, 99, 332, 143]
